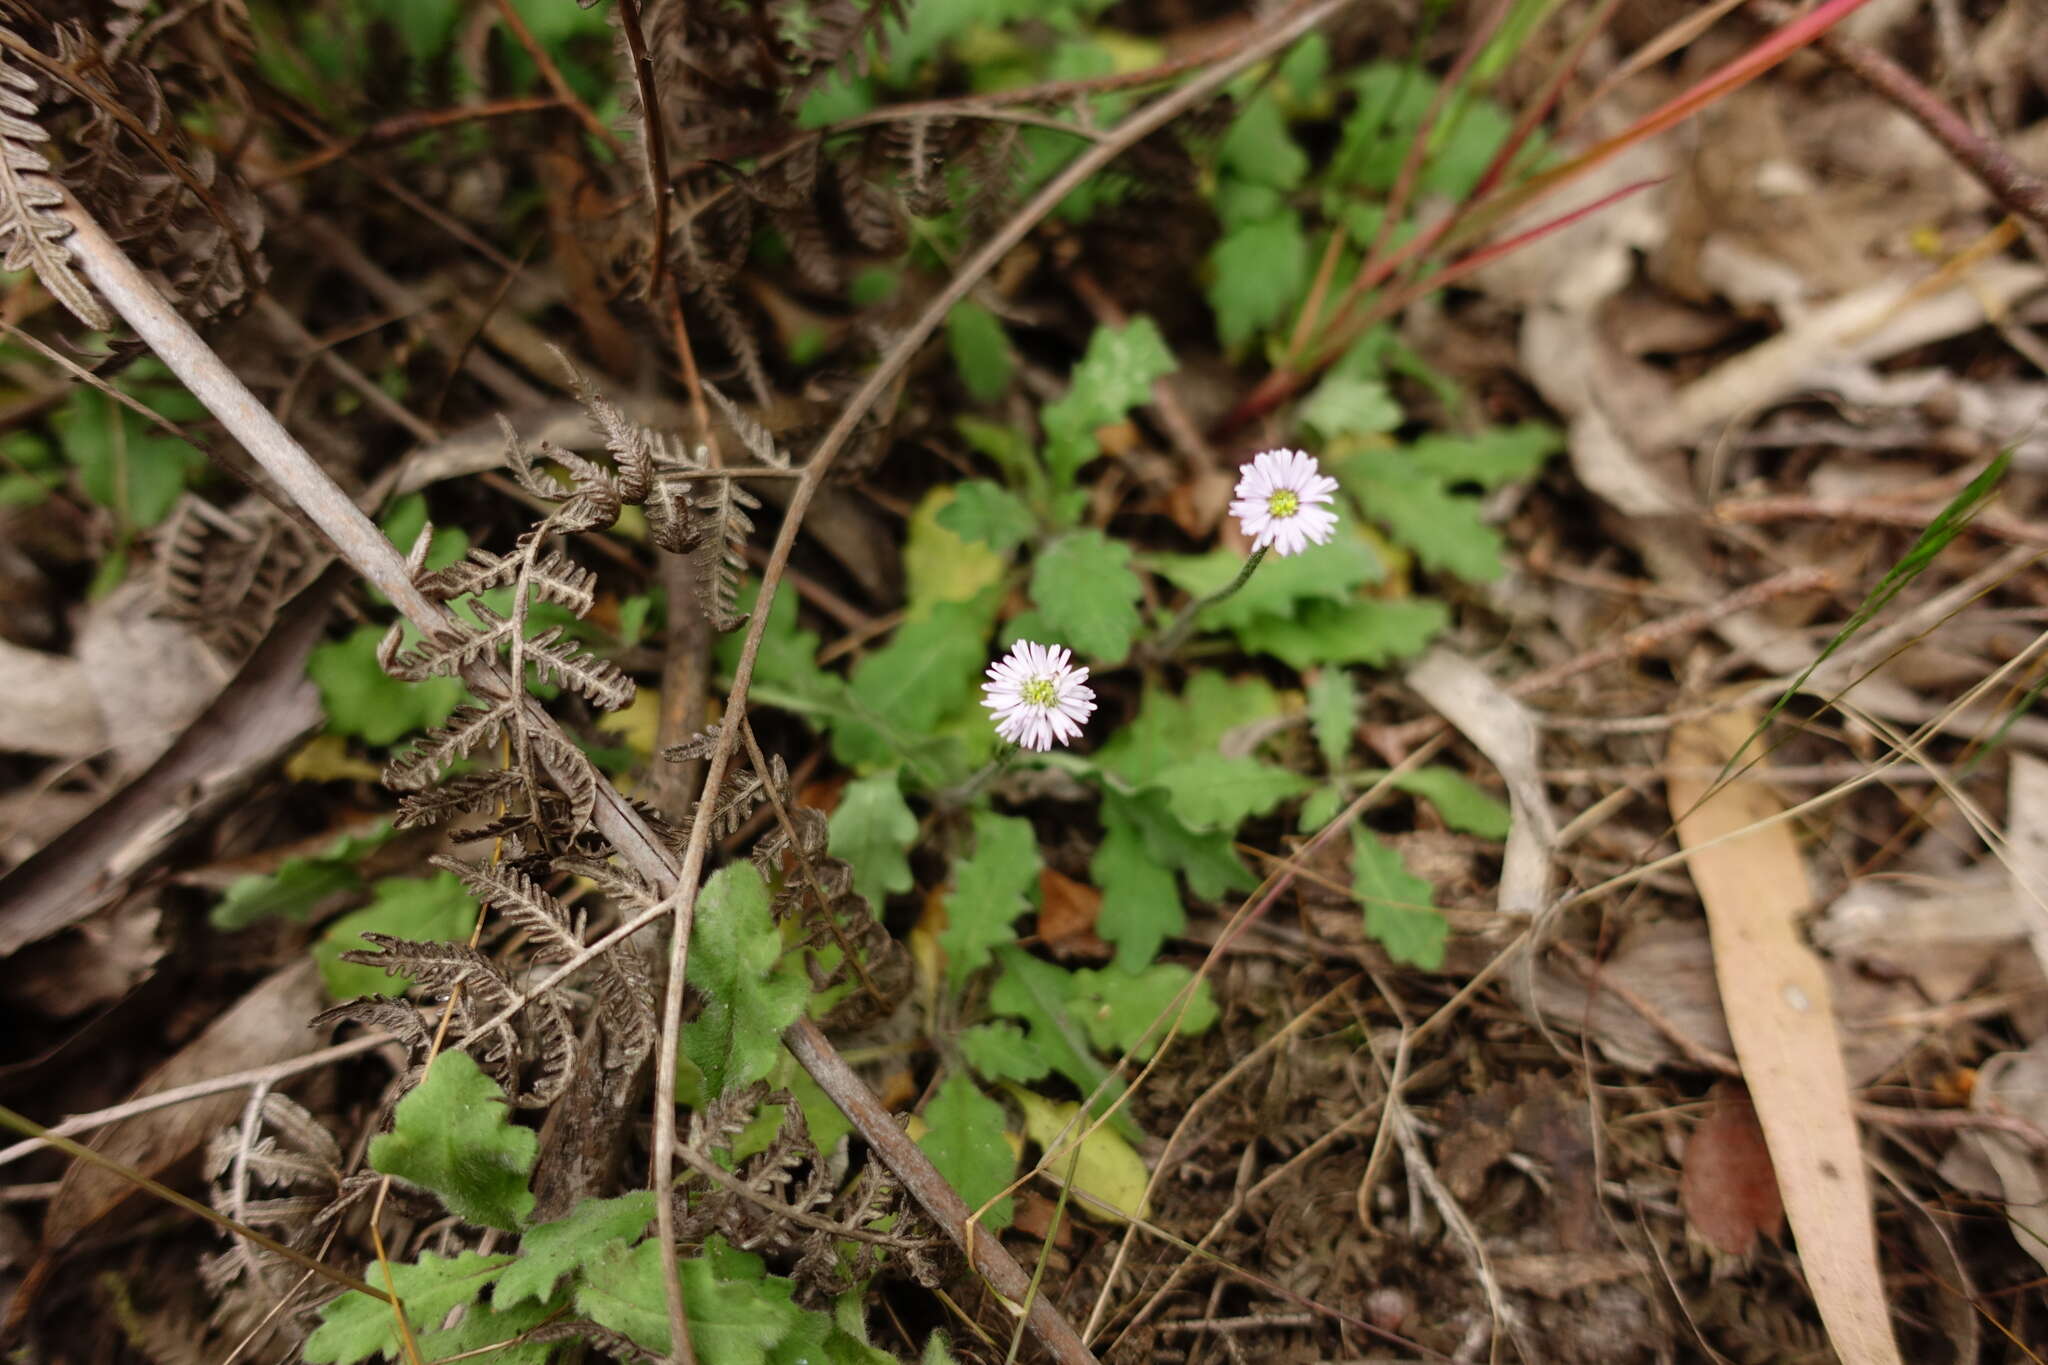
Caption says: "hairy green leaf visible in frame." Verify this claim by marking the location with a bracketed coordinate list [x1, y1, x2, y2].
[678, 864, 809, 1108]
[916, 1073, 1015, 1229]
[947, 300, 1015, 402]
[1232, 597, 1447, 669]
[370, 1052, 536, 1231]
[1219, 93, 1307, 190]
[1030, 529, 1144, 664]
[1042, 317, 1176, 485]
[1301, 374, 1403, 442]
[1149, 536, 1385, 636]
[987, 947, 1134, 1137]
[494, 1192, 656, 1308]
[828, 770, 919, 912]
[905, 488, 1008, 620]
[1344, 466, 1503, 581]
[960, 1021, 1049, 1083]
[310, 623, 469, 747]
[1096, 673, 1286, 787]
[1099, 786, 1251, 903]
[1351, 827, 1445, 969]
[418, 1296, 558, 1365]
[1307, 670, 1356, 768]
[1392, 767, 1510, 838]
[575, 1237, 802, 1361]
[1065, 962, 1217, 1060]
[213, 820, 395, 930]
[832, 595, 995, 770]
[1406, 423, 1561, 488]
[1090, 808, 1183, 971]
[306, 1251, 515, 1365]
[1153, 754, 1310, 831]
[938, 480, 1035, 556]
[1208, 213, 1307, 349]
[315, 871, 477, 1001]
[940, 811, 1040, 987]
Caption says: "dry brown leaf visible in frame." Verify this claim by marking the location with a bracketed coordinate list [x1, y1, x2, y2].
[1667, 707, 1902, 1364]
[1681, 1081, 1784, 1256]
[1939, 1036, 2048, 1275]
[35, 960, 325, 1252]
[1036, 867, 1109, 962]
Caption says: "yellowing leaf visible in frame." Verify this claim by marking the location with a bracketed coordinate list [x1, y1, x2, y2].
[1008, 1088, 1149, 1224]
[284, 734, 383, 783]
[595, 687, 661, 759]
[905, 487, 1007, 621]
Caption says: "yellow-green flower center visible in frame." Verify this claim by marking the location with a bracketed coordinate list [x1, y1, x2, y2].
[1267, 489, 1300, 519]
[1020, 676, 1058, 708]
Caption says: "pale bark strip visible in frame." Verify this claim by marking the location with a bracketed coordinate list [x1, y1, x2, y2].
[1667, 709, 1902, 1365]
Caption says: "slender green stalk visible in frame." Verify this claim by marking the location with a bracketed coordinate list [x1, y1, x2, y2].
[1155, 545, 1268, 657]
[945, 742, 1021, 807]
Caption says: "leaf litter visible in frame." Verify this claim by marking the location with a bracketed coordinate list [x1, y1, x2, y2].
[2, 2, 2048, 1363]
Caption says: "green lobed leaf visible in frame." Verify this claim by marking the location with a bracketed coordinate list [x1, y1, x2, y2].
[947, 300, 1015, 403]
[1030, 529, 1144, 664]
[1232, 597, 1447, 670]
[832, 595, 995, 770]
[1042, 317, 1176, 486]
[417, 1295, 559, 1365]
[923, 1331, 960, 1365]
[1096, 672, 1286, 788]
[959, 1021, 1050, 1083]
[309, 623, 469, 747]
[52, 385, 208, 529]
[986, 947, 1135, 1137]
[1342, 465, 1503, 582]
[1219, 93, 1307, 190]
[1089, 808, 1183, 972]
[1351, 827, 1446, 970]
[1392, 767, 1511, 838]
[937, 480, 1035, 556]
[315, 871, 478, 1001]
[940, 811, 1040, 988]
[1207, 213, 1307, 350]
[677, 863, 809, 1109]
[575, 1237, 803, 1362]
[827, 770, 920, 912]
[1301, 374, 1403, 442]
[1065, 962, 1217, 1061]
[1307, 670, 1356, 768]
[718, 581, 843, 715]
[1406, 423, 1561, 488]
[1152, 754, 1311, 832]
[370, 1052, 537, 1232]
[493, 1192, 656, 1308]
[1148, 535, 1384, 634]
[904, 487, 1008, 621]
[1099, 785, 1251, 903]
[212, 820, 396, 930]
[916, 1073, 1015, 1229]
[306, 1251, 515, 1365]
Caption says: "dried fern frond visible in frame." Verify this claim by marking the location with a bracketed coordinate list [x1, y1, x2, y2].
[691, 476, 758, 631]
[703, 380, 789, 469]
[661, 722, 724, 764]
[520, 626, 634, 709]
[0, 26, 111, 329]
[435, 855, 585, 962]
[383, 702, 520, 792]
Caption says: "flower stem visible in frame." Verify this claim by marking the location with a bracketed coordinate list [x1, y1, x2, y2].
[1155, 544, 1268, 657]
[945, 742, 1021, 807]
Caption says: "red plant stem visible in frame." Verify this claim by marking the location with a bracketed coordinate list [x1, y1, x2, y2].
[1216, 0, 1879, 437]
